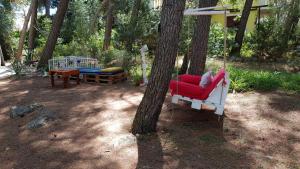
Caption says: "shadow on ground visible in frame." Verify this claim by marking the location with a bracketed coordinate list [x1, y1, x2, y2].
[0, 77, 299, 169]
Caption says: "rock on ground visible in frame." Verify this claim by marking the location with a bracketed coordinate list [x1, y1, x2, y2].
[9, 103, 43, 119]
[27, 108, 56, 129]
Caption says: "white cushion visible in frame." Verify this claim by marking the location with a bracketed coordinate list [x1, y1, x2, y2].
[199, 71, 213, 88]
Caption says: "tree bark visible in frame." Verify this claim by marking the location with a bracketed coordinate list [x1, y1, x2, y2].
[188, 0, 218, 75]
[44, 0, 51, 17]
[102, 0, 114, 51]
[230, 0, 253, 57]
[0, 36, 12, 61]
[16, 0, 34, 60]
[103, 0, 114, 51]
[0, 45, 5, 66]
[28, 0, 38, 61]
[37, 0, 70, 69]
[131, 0, 186, 134]
[125, 0, 142, 51]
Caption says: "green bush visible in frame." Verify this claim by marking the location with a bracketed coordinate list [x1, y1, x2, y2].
[208, 23, 236, 58]
[100, 48, 133, 68]
[227, 66, 300, 94]
[53, 34, 103, 59]
[129, 64, 152, 86]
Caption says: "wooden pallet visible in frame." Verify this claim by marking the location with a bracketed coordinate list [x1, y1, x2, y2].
[83, 72, 127, 84]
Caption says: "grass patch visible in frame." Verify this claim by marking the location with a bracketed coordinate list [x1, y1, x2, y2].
[206, 65, 300, 94]
[206, 61, 300, 94]
[224, 66, 300, 94]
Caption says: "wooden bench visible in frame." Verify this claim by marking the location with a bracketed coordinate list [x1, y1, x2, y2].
[49, 70, 80, 88]
[83, 72, 127, 84]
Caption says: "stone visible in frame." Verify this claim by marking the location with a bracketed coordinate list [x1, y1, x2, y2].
[10, 103, 43, 119]
[27, 108, 56, 129]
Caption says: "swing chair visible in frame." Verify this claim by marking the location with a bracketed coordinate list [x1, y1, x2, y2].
[169, 5, 231, 116]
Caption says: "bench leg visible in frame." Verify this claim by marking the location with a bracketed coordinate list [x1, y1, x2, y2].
[51, 74, 55, 87]
[63, 76, 69, 88]
[76, 74, 80, 85]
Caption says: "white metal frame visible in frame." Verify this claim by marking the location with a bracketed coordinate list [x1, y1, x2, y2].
[171, 73, 230, 115]
[48, 56, 100, 71]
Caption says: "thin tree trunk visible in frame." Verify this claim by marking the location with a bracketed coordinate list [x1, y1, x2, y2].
[37, 0, 70, 69]
[90, 0, 109, 33]
[90, 1, 103, 33]
[188, 0, 218, 75]
[230, 0, 253, 57]
[16, 0, 34, 60]
[126, 0, 142, 51]
[28, 0, 38, 61]
[179, 52, 189, 74]
[103, 0, 114, 51]
[0, 45, 5, 66]
[131, 0, 186, 134]
[0, 36, 12, 61]
[45, 0, 51, 17]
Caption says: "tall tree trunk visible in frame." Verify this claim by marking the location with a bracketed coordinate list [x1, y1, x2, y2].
[28, 0, 38, 61]
[126, 0, 142, 51]
[37, 0, 70, 69]
[0, 36, 12, 61]
[230, 0, 253, 57]
[188, 0, 218, 75]
[103, 0, 114, 51]
[44, 0, 51, 17]
[131, 0, 186, 134]
[179, 52, 189, 74]
[0, 45, 5, 66]
[16, 0, 34, 60]
[280, 0, 300, 52]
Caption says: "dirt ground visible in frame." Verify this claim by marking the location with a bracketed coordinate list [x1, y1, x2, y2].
[0, 77, 299, 169]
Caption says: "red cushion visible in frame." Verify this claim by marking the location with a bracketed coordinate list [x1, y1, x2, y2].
[169, 69, 225, 100]
[178, 74, 201, 85]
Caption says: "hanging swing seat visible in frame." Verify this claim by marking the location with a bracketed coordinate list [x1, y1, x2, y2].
[169, 69, 230, 115]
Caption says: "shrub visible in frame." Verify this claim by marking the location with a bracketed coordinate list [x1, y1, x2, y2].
[129, 64, 152, 86]
[226, 66, 300, 94]
[208, 23, 236, 58]
[100, 48, 133, 69]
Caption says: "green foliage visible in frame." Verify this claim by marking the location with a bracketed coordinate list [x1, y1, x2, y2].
[0, 0, 14, 60]
[227, 66, 300, 94]
[36, 16, 52, 47]
[100, 48, 132, 68]
[208, 23, 236, 57]
[53, 33, 103, 58]
[115, 0, 160, 52]
[129, 66, 143, 85]
[129, 63, 151, 86]
[250, 18, 282, 60]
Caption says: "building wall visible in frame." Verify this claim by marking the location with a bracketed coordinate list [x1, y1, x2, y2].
[149, 0, 269, 32]
[211, 10, 258, 33]
[211, 0, 269, 33]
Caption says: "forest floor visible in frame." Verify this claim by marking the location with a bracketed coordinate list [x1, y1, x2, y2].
[0, 76, 299, 169]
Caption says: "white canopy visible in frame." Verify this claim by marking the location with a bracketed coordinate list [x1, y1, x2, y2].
[184, 5, 231, 16]
[184, 10, 230, 16]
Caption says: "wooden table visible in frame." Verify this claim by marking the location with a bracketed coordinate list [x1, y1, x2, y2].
[49, 70, 80, 88]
